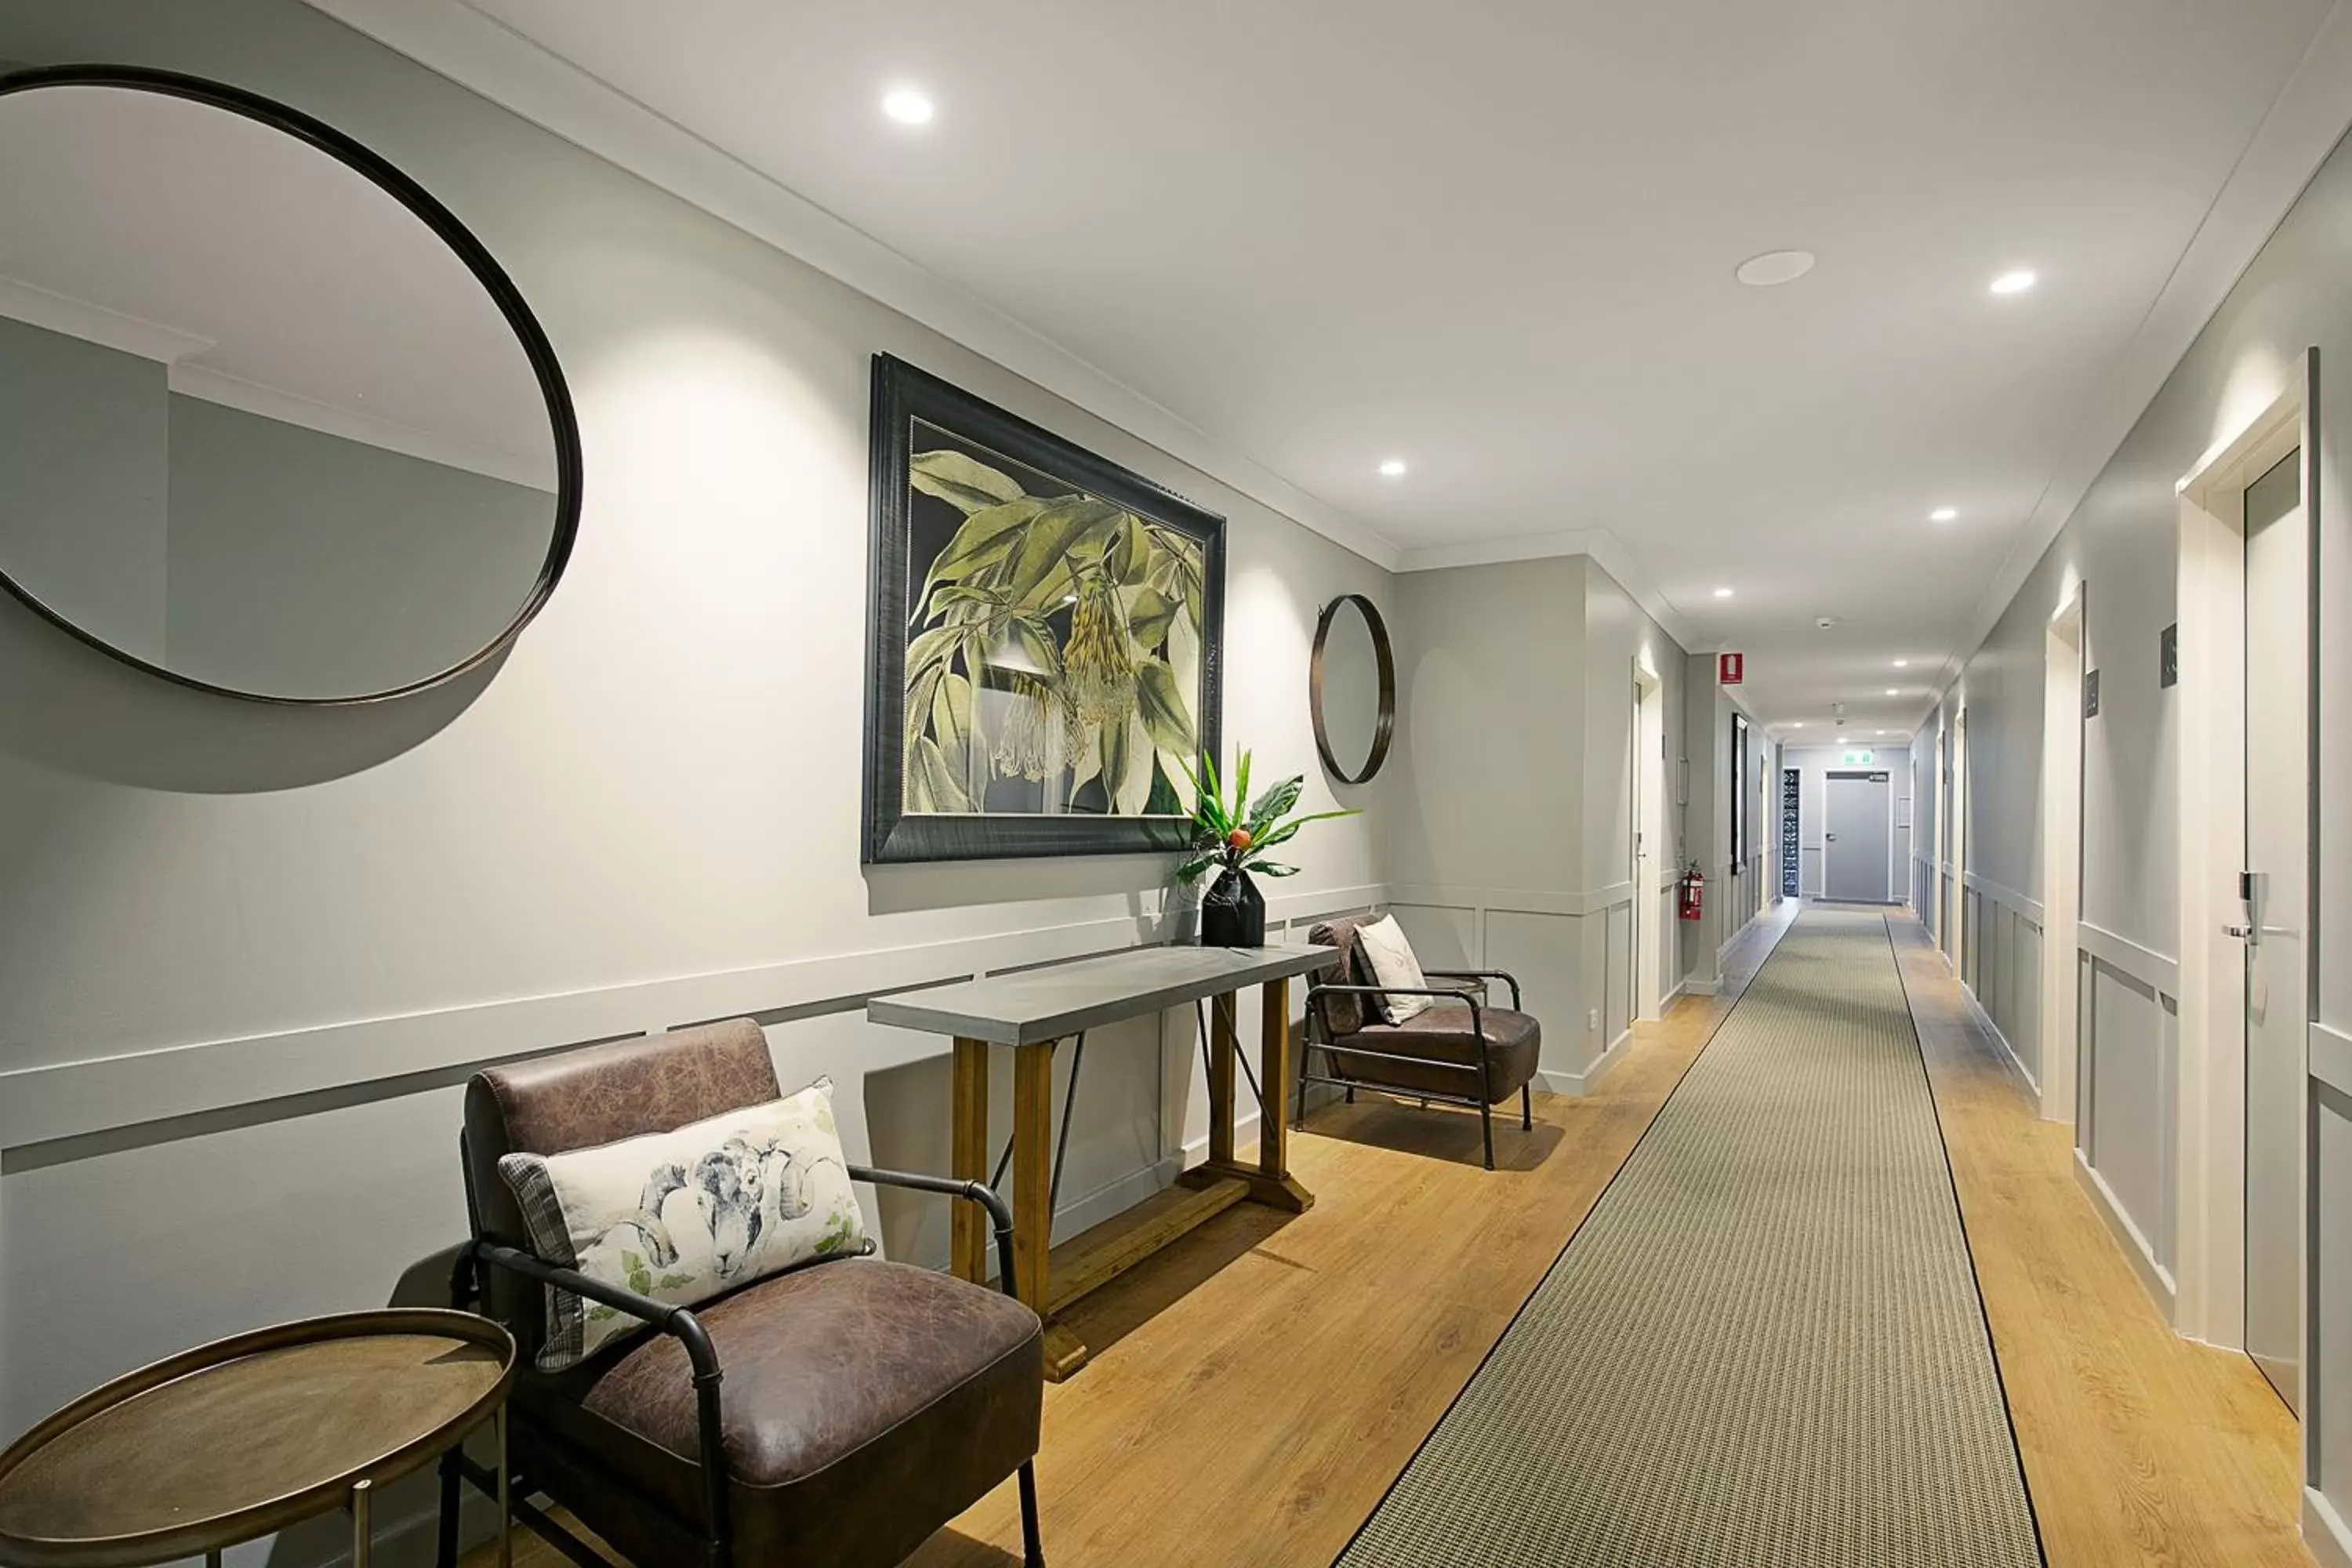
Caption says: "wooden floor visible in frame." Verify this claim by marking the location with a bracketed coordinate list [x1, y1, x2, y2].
[1892, 919, 2309, 1568]
[481, 902, 2310, 1567]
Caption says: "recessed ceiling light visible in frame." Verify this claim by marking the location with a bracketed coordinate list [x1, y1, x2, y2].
[1736, 249, 1816, 287]
[1930, 506, 1958, 522]
[1885, 688, 1900, 696]
[1712, 586, 1734, 599]
[1877, 729, 1891, 735]
[882, 87, 935, 125]
[1378, 458, 1407, 478]
[1791, 721, 1805, 729]
[1892, 659, 1910, 668]
[1989, 268, 2037, 296]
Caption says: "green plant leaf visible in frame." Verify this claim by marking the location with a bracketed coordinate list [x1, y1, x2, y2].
[1175, 853, 1217, 884]
[911, 450, 1028, 514]
[906, 735, 972, 813]
[905, 660, 946, 749]
[1247, 775, 1304, 833]
[1106, 513, 1149, 585]
[1178, 752, 1229, 835]
[1124, 586, 1177, 650]
[1100, 712, 1134, 812]
[1004, 615, 1062, 677]
[1233, 751, 1254, 828]
[1247, 808, 1358, 853]
[1003, 496, 1125, 605]
[906, 623, 961, 683]
[931, 671, 973, 782]
[1244, 860, 1300, 877]
[1134, 659, 1194, 753]
[1112, 714, 1155, 815]
[914, 497, 1049, 618]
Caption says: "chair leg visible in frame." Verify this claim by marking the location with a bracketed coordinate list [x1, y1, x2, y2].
[434, 1453, 460, 1568]
[1018, 1459, 1046, 1567]
[1479, 1098, 1496, 1170]
[1521, 1083, 1533, 1131]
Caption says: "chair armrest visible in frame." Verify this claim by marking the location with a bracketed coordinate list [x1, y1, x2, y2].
[471, 1242, 733, 1541]
[1424, 968, 1523, 1008]
[848, 1166, 1022, 1302]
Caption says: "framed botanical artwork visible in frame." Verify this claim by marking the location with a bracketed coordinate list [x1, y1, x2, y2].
[862, 355, 1225, 862]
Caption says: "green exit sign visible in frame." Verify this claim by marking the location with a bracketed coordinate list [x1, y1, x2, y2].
[1842, 750, 1875, 765]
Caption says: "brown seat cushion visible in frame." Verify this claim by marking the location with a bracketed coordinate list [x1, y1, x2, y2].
[1324, 1001, 1541, 1104]
[530, 1257, 1042, 1568]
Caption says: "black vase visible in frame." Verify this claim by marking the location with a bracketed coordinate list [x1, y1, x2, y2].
[1200, 865, 1266, 947]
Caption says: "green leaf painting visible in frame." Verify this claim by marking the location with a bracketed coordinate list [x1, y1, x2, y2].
[901, 423, 1207, 819]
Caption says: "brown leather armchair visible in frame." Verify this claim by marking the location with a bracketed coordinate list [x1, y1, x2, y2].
[438, 1020, 1045, 1568]
[1298, 916, 1541, 1169]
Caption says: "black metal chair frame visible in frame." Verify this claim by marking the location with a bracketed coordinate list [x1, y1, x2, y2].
[438, 1160, 1044, 1568]
[1297, 968, 1533, 1170]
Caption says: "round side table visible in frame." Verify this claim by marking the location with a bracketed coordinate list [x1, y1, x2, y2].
[0, 1309, 515, 1568]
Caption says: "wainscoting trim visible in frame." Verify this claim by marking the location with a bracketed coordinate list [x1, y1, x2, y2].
[2076, 920, 2181, 998]
[0, 883, 1387, 1152]
[1388, 881, 1636, 919]
[1542, 1025, 1635, 1098]
[1962, 870, 2045, 928]
[2313, 1021, 2352, 1098]
[2307, 1488, 2352, 1568]
[2074, 1146, 2180, 1319]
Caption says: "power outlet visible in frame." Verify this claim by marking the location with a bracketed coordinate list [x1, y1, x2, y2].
[1588, 1008, 1600, 1033]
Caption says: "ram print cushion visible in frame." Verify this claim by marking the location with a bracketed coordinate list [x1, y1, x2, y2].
[498, 1078, 869, 1371]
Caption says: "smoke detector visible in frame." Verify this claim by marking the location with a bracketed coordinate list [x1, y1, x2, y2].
[1815, 615, 1838, 630]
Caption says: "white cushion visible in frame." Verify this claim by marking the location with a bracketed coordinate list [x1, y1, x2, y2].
[499, 1079, 869, 1371]
[1356, 913, 1436, 1025]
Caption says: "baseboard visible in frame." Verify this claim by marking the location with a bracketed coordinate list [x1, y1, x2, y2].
[1054, 1152, 1192, 1246]
[1539, 1025, 1635, 1098]
[1682, 977, 1721, 996]
[2308, 1488, 2352, 1568]
[1661, 979, 1688, 1008]
[2072, 1148, 2179, 1321]
[1958, 982, 2039, 1098]
[1178, 1109, 1262, 1167]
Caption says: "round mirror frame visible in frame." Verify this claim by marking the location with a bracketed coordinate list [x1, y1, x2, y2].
[0, 64, 583, 706]
[1309, 593, 1396, 785]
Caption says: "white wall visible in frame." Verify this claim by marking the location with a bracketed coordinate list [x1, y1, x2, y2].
[1936, 99, 2352, 1562]
[0, 5, 1396, 1544]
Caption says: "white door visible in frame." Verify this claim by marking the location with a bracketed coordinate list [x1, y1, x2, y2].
[2242, 448, 2307, 1413]
[1824, 771, 1891, 902]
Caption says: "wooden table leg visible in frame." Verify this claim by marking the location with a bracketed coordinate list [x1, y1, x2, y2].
[950, 1037, 989, 1285]
[1254, 977, 1314, 1212]
[1015, 1039, 1090, 1380]
[1208, 990, 1238, 1167]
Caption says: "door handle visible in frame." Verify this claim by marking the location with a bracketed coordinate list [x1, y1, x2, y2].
[2226, 924, 2298, 943]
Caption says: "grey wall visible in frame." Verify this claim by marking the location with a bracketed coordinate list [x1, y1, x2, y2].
[1783, 742, 1911, 902]
[1382, 556, 1690, 1086]
[0, 11, 1396, 1564]
[0, 315, 168, 661]
[164, 394, 554, 696]
[1939, 107, 2352, 1557]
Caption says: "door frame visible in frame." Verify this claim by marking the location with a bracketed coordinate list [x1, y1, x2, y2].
[2041, 583, 2087, 1126]
[1824, 768, 1894, 902]
[1633, 656, 1665, 1020]
[2173, 347, 2314, 1352]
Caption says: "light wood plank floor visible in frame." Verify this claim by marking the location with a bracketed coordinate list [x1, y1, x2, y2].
[480, 903, 2309, 1567]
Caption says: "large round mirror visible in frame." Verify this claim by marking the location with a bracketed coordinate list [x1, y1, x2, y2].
[1311, 594, 1393, 785]
[0, 67, 579, 704]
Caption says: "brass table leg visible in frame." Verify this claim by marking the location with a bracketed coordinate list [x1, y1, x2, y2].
[351, 1478, 372, 1568]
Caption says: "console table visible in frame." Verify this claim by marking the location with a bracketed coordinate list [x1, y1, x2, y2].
[869, 942, 1336, 1380]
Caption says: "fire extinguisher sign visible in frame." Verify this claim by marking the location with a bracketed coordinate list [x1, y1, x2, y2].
[1719, 652, 1744, 685]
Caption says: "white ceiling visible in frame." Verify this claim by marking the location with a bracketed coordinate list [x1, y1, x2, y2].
[321, 0, 2350, 732]
[0, 82, 554, 489]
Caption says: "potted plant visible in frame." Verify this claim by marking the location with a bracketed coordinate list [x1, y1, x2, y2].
[1177, 750, 1356, 946]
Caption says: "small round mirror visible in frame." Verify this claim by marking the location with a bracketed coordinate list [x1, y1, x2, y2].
[0, 67, 579, 704]
[1311, 594, 1393, 784]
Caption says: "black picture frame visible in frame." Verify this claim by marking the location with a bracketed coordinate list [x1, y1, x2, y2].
[0, 64, 583, 707]
[862, 354, 1226, 863]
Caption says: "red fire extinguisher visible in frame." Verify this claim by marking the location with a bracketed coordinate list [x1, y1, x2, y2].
[1678, 866, 1704, 922]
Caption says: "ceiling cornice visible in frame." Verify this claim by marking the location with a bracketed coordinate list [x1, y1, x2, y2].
[301, 0, 1407, 568]
[1394, 527, 1697, 651]
[1944, 0, 2352, 686]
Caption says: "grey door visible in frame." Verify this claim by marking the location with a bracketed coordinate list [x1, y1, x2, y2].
[1824, 771, 1891, 903]
[2244, 448, 2307, 1413]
